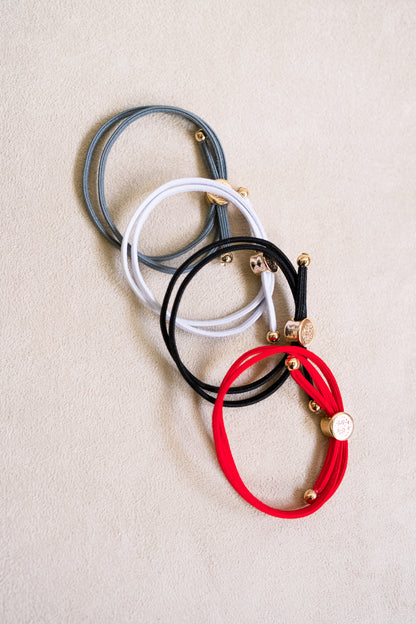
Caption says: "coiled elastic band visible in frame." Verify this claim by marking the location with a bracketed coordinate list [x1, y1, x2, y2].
[122, 178, 276, 337]
[213, 345, 349, 518]
[160, 236, 308, 407]
[82, 105, 231, 273]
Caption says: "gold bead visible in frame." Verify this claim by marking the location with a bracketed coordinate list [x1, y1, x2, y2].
[308, 400, 321, 413]
[237, 187, 249, 198]
[320, 412, 354, 441]
[195, 130, 206, 142]
[206, 179, 232, 206]
[304, 489, 317, 503]
[249, 253, 278, 274]
[285, 356, 300, 370]
[220, 252, 233, 265]
[266, 330, 280, 343]
[284, 318, 315, 347]
[297, 253, 311, 267]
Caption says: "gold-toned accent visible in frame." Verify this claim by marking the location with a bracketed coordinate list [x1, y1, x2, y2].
[308, 400, 321, 413]
[249, 253, 279, 274]
[195, 130, 206, 142]
[220, 252, 233, 265]
[320, 412, 354, 441]
[285, 356, 300, 371]
[206, 179, 232, 206]
[237, 187, 249, 198]
[304, 489, 317, 503]
[266, 330, 280, 343]
[297, 253, 311, 267]
[284, 318, 315, 347]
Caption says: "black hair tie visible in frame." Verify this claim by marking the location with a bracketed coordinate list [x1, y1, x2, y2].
[160, 236, 310, 407]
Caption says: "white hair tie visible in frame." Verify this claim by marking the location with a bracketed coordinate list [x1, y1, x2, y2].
[121, 177, 276, 337]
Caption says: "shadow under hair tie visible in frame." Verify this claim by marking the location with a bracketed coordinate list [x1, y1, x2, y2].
[212, 344, 354, 517]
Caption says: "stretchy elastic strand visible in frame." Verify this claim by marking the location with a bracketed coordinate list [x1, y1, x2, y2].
[82, 105, 231, 274]
[160, 236, 308, 407]
[122, 178, 276, 337]
[213, 345, 349, 518]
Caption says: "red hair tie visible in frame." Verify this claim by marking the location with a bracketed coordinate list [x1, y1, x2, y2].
[212, 345, 354, 518]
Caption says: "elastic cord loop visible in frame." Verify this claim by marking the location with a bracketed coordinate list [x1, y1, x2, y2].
[212, 345, 349, 517]
[160, 236, 309, 407]
[82, 105, 230, 273]
[122, 179, 277, 338]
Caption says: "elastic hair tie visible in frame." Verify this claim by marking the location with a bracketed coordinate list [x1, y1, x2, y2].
[82, 105, 231, 273]
[160, 236, 312, 407]
[213, 345, 353, 518]
[122, 178, 276, 337]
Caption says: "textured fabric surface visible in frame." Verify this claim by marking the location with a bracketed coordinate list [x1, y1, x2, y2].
[1, 1, 415, 622]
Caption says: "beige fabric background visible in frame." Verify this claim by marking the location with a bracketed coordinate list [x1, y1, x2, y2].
[2, 1, 415, 622]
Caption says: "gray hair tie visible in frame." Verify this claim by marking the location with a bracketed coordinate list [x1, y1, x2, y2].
[82, 105, 231, 274]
